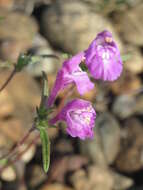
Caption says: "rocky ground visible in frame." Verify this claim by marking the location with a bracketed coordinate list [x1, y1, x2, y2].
[0, 0, 143, 189]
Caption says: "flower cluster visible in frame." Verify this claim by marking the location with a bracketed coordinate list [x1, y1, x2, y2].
[47, 30, 123, 140]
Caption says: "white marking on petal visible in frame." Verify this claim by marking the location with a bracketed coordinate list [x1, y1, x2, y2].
[102, 52, 110, 60]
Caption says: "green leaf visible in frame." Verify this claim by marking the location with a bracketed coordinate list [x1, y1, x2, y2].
[15, 54, 32, 72]
[39, 128, 50, 173]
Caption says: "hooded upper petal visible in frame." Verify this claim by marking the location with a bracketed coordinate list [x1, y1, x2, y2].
[84, 30, 123, 81]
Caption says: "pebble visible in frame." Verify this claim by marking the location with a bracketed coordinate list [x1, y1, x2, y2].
[40, 0, 123, 54]
[115, 118, 143, 172]
[0, 9, 38, 62]
[112, 95, 136, 119]
[96, 113, 121, 164]
[113, 3, 143, 46]
[70, 166, 113, 190]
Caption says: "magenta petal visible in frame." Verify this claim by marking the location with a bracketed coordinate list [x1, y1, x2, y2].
[72, 72, 94, 95]
[63, 52, 84, 72]
[50, 99, 96, 140]
[47, 52, 93, 107]
[47, 69, 64, 107]
[84, 30, 123, 81]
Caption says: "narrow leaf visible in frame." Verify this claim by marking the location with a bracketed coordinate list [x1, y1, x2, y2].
[40, 72, 49, 108]
[39, 128, 50, 172]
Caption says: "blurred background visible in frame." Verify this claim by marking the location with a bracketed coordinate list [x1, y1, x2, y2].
[0, 0, 143, 189]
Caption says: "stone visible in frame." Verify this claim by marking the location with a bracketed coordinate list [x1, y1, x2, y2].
[13, 0, 51, 14]
[40, 183, 73, 190]
[88, 166, 113, 190]
[49, 155, 88, 182]
[0, 9, 37, 40]
[115, 118, 143, 172]
[0, 0, 13, 9]
[13, 0, 35, 14]
[0, 9, 38, 62]
[83, 0, 142, 13]
[95, 113, 121, 164]
[25, 34, 59, 76]
[69, 169, 89, 190]
[123, 46, 143, 74]
[0, 90, 14, 118]
[27, 165, 47, 188]
[93, 83, 110, 112]
[82, 0, 127, 14]
[112, 95, 136, 119]
[113, 93, 143, 119]
[0, 119, 24, 147]
[32, 33, 48, 47]
[1, 166, 16, 181]
[113, 3, 143, 46]
[0, 70, 40, 119]
[40, 0, 122, 54]
[134, 94, 143, 115]
[55, 139, 73, 153]
[82, 0, 102, 7]
[70, 167, 132, 190]
[110, 70, 141, 95]
[20, 144, 36, 163]
[0, 70, 40, 150]
[70, 166, 113, 190]
[80, 113, 120, 165]
[111, 171, 134, 190]
[80, 125, 107, 167]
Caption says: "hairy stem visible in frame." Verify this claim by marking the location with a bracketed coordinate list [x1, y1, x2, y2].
[0, 133, 39, 174]
[0, 67, 16, 92]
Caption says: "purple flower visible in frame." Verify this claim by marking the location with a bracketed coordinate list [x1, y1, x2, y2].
[50, 99, 96, 140]
[84, 30, 123, 81]
[47, 52, 94, 107]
